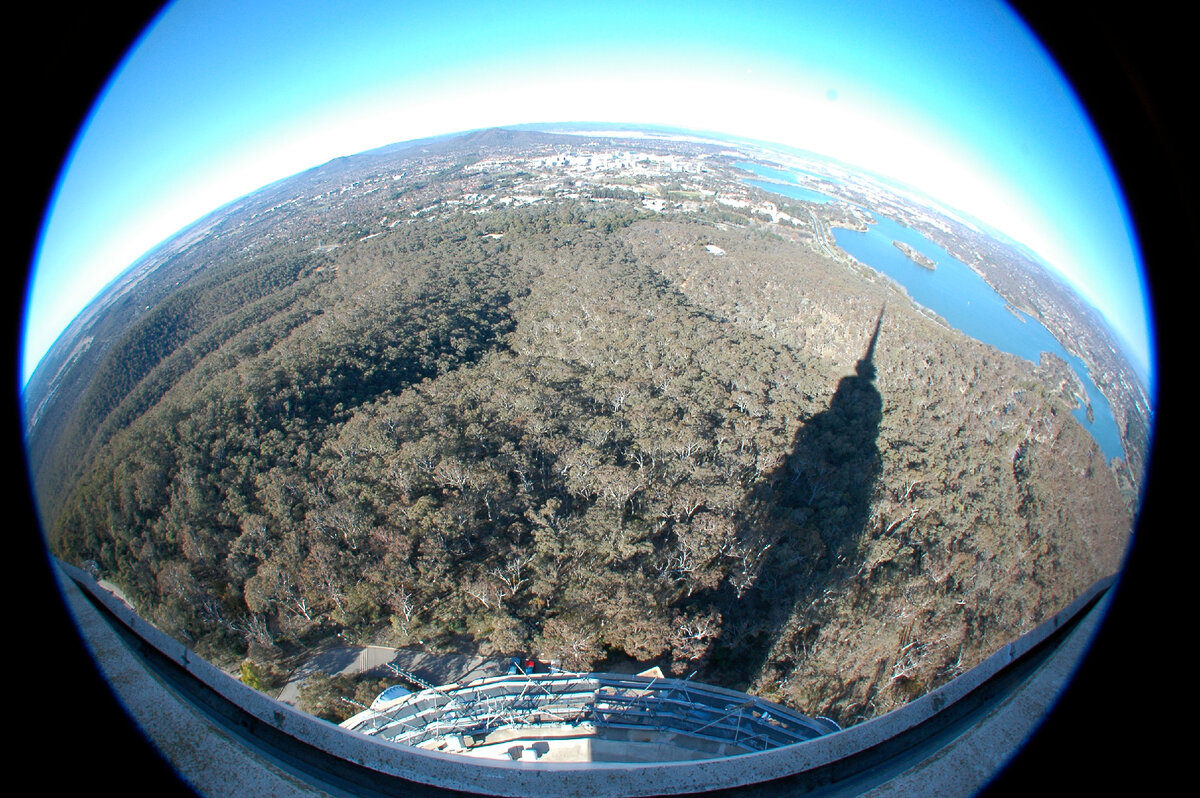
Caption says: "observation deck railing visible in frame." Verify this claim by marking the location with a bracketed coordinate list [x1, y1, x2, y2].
[52, 557, 1117, 797]
[342, 671, 839, 751]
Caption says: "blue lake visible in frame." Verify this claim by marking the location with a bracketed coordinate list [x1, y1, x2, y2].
[738, 162, 1124, 462]
[736, 161, 840, 205]
[744, 179, 836, 205]
[734, 160, 842, 187]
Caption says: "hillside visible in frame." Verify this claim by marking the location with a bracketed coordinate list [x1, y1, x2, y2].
[30, 129, 1132, 726]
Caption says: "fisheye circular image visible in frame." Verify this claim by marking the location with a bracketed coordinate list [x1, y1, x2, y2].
[19, 1, 1162, 795]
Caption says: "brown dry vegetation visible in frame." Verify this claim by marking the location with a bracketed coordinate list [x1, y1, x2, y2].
[31, 132, 1132, 727]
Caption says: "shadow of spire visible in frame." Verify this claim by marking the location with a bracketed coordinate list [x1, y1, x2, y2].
[705, 307, 885, 690]
[858, 304, 884, 378]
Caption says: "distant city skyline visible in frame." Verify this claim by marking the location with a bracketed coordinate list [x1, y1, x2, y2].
[22, 0, 1153, 389]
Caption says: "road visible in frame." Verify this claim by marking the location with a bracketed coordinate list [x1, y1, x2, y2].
[276, 644, 505, 706]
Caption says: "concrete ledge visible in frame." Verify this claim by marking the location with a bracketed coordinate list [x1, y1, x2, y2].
[57, 560, 1115, 797]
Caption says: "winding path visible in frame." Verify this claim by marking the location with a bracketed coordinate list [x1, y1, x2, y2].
[276, 644, 505, 706]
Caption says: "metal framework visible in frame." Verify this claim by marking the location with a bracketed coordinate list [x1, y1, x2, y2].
[340, 671, 840, 754]
[55, 559, 1119, 795]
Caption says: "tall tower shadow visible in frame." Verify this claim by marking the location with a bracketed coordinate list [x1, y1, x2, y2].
[708, 308, 884, 689]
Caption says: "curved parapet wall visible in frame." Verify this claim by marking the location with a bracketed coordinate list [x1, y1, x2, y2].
[55, 558, 1115, 796]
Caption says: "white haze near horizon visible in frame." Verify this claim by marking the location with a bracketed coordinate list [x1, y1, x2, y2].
[22, 0, 1153, 394]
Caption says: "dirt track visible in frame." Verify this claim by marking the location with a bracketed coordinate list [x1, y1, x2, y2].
[276, 644, 505, 705]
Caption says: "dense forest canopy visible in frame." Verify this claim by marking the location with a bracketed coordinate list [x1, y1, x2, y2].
[27, 129, 1139, 726]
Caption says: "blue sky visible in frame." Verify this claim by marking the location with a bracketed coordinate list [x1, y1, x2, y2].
[23, 0, 1153, 390]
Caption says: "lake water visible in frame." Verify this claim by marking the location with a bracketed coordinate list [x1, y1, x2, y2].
[738, 162, 1124, 462]
[735, 161, 841, 205]
[735, 160, 842, 186]
[744, 179, 836, 205]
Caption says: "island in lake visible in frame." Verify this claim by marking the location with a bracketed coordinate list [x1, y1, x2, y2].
[893, 240, 936, 270]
